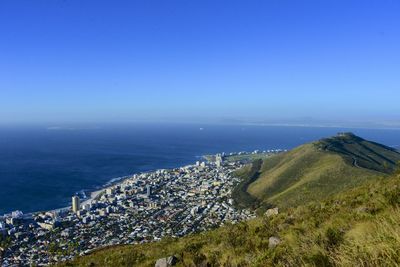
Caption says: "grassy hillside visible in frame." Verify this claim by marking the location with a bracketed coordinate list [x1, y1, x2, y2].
[59, 171, 400, 267]
[244, 133, 400, 208]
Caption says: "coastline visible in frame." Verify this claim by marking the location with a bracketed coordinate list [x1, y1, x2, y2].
[48, 177, 133, 215]
[81, 189, 104, 206]
[47, 167, 192, 215]
[2, 126, 399, 217]
[23, 176, 136, 216]
[7, 150, 275, 217]
[54, 155, 218, 214]
[4, 151, 257, 266]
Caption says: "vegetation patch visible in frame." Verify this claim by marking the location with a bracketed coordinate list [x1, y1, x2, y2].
[232, 159, 264, 210]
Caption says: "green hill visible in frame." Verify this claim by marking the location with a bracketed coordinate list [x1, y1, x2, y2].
[239, 133, 400, 209]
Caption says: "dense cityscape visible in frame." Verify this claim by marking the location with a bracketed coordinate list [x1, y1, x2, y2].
[0, 151, 283, 266]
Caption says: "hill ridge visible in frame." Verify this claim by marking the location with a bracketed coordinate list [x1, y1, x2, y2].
[240, 133, 400, 209]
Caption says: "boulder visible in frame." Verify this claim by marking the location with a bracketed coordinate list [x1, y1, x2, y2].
[265, 207, 279, 217]
[355, 206, 368, 213]
[268, 236, 281, 248]
[155, 256, 178, 267]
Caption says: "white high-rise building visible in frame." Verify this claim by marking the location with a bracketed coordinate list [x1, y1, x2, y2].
[72, 196, 80, 213]
[11, 210, 23, 218]
[82, 203, 91, 211]
[146, 185, 151, 197]
[215, 154, 224, 167]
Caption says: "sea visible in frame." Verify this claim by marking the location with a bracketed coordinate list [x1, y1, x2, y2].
[0, 123, 399, 215]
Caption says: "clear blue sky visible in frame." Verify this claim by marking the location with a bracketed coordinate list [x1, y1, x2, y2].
[1, 0, 399, 125]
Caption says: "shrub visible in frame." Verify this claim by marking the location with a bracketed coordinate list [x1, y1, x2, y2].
[325, 227, 343, 249]
[308, 252, 333, 267]
[384, 187, 400, 207]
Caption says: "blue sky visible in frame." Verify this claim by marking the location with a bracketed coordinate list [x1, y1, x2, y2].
[1, 0, 399, 125]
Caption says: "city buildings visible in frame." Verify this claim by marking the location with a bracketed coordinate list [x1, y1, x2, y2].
[72, 196, 80, 213]
[0, 150, 283, 266]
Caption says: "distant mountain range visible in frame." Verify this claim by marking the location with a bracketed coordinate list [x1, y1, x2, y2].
[210, 117, 400, 129]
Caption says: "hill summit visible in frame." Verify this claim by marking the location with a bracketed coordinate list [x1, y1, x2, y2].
[315, 132, 400, 173]
[237, 133, 400, 209]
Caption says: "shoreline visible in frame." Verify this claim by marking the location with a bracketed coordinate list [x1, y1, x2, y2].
[4, 151, 257, 266]
[48, 175, 141, 215]
[13, 168, 184, 217]
[26, 163, 204, 216]
[4, 150, 278, 217]
[20, 173, 156, 217]
[81, 189, 104, 206]
[38, 156, 218, 215]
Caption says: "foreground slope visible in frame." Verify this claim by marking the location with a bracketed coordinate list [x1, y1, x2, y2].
[60, 172, 400, 266]
[244, 133, 400, 208]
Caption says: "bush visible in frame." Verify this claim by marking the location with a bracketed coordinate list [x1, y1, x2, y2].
[308, 252, 333, 267]
[384, 187, 400, 207]
[325, 227, 343, 249]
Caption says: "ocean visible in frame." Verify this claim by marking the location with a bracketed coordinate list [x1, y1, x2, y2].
[0, 123, 399, 215]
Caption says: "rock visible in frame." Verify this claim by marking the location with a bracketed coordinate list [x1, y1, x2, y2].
[355, 206, 368, 213]
[155, 256, 178, 267]
[265, 207, 279, 217]
[268, 236, 281, 248]
[277, 223, 290, 231]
